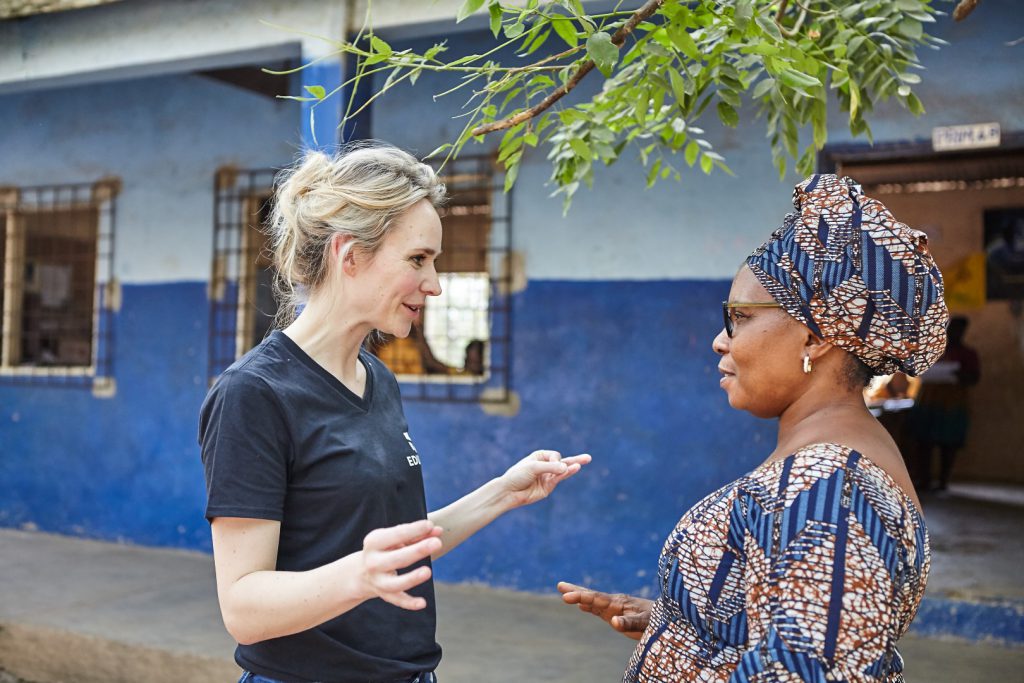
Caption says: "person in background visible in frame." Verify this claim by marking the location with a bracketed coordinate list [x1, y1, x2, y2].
[200, 142, 590, 683]
[462, 339, 485, 376]
[559, 174, 946, 682]
[909, 315, 980, 492]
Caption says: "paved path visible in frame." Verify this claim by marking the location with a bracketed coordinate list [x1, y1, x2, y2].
[1, 489, 1022, 683]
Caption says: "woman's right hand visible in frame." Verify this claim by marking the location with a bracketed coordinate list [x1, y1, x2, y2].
[359, 520, 443, 610]
[556, 581, 653, 640]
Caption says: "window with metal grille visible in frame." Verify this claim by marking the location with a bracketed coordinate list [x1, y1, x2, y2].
[208, 168, 279, 382]
[0, 181, 117, 388]
[373, 154, 512, 403]
[208, 156, 512, 404]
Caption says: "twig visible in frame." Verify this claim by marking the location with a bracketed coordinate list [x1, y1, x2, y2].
[775, 0, 809, 38]
[469, 0, 667, 137]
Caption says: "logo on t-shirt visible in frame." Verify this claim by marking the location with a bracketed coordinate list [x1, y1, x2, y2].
[403, 432, 421, 467]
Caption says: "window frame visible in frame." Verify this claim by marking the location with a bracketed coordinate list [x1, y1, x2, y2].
[0, 180, 118, 389]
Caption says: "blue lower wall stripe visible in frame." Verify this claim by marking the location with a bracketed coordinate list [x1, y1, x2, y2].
[910, 596, 1024, 645]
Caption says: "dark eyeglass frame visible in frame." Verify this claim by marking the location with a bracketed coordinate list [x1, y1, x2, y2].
[722, 301, 784, 338]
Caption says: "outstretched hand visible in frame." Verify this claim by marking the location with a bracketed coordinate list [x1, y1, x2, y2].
[498, 450, 592, 508]
[359, 520, 443, 611]
[557, 581, 653, 640]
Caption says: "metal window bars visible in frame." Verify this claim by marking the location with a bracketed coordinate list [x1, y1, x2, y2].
[208, 167, 279, 383]
[0, 180, 117, 389]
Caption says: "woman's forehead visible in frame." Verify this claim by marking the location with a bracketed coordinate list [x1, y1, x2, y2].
[729, 265, 773, 301]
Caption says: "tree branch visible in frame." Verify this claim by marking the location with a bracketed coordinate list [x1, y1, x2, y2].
[469, 0, 666, 137]
[774, 0, 808, 39]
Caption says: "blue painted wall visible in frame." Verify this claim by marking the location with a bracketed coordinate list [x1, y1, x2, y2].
[0, 284, 211, 548]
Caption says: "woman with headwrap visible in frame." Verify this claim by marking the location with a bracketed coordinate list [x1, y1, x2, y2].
[558, 175, 947, 682]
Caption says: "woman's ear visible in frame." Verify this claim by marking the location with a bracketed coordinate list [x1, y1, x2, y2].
[804, 330, 832, 362]
[330, 233, 357, 276]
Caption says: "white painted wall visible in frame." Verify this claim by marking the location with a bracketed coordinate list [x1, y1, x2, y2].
[0, 72, 297, 283]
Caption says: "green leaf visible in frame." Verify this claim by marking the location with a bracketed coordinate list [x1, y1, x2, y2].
[752, 77, 774, 99]
[812, 114, 827, 149]
[755, 14, 783, 42]
[498, 136, 525, 163]
[700, 153, 713, 174]
[778, 68, 821, 90]
[899, 72, 922, 84]
[744, 42, 780, 56]
[522, 27, 551, 56]
[424, 43, 447, 61]
[717, 101, 739, 127]
[569, 137, 592, 161]
[489, 3, 503, 38]
[906, 92, 925, 115]
[551, 16, 579, 48]
[505, 21, 525, 38]
[667, 25, 700, 60]
[894, 0, 924, 9]
[457, 0, 487, 23]
[565, 0, 585, 18]
[841, 4, 864, 21]
[847, 36, 867, 57]
[370, 35, 392, 56]
[685, 140, 699, 167]
[425, 143, 452, 158]
[898, 19, 923, 40]
[503, 159, 520, 192]
[586, 31, 619, 76]
[734, 0, 754, 32]
[668, 69, 688, 106]
[718, 88, 741, 107]
[646, 159, 662, 188]
[303, 85, 326, 100]
[501, 86, 524, 110]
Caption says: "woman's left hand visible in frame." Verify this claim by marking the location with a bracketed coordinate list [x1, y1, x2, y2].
[498, 450, 592, 508]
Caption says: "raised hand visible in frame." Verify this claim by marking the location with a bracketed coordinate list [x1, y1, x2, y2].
[359, 520, 443, 610]
[557, 581, 653, 640]
[498, 450, 592, 508]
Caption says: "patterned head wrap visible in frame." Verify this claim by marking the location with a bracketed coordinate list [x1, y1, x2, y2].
[746, 174, 948, 376]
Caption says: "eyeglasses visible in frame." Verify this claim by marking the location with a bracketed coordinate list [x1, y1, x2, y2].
[722, 301, 783, 338]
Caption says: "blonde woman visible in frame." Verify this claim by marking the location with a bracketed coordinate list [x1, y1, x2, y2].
[199, 142, 589, 683]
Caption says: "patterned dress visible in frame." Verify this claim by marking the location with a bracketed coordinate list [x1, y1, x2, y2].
[625, 443, 929, 683]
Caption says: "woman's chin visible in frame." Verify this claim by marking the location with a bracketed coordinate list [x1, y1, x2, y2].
[377, 320, 413, 338]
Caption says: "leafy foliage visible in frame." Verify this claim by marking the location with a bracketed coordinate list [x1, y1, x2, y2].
[277, 0, 947, 210]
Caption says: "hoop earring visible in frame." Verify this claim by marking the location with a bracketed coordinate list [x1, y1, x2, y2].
[803, 355, 813, 374]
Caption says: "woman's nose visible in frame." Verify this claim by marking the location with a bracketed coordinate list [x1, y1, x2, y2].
[712, 328, 730, 356]
[423, 268, 442, 296]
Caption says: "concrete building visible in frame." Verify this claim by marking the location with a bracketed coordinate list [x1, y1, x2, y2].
[1, 0, 1022, 602]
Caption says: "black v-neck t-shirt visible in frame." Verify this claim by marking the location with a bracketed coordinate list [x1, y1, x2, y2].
[200, 331, 439, 683]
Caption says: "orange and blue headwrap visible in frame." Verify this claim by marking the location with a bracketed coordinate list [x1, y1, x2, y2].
[746, 174, 948, 376]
